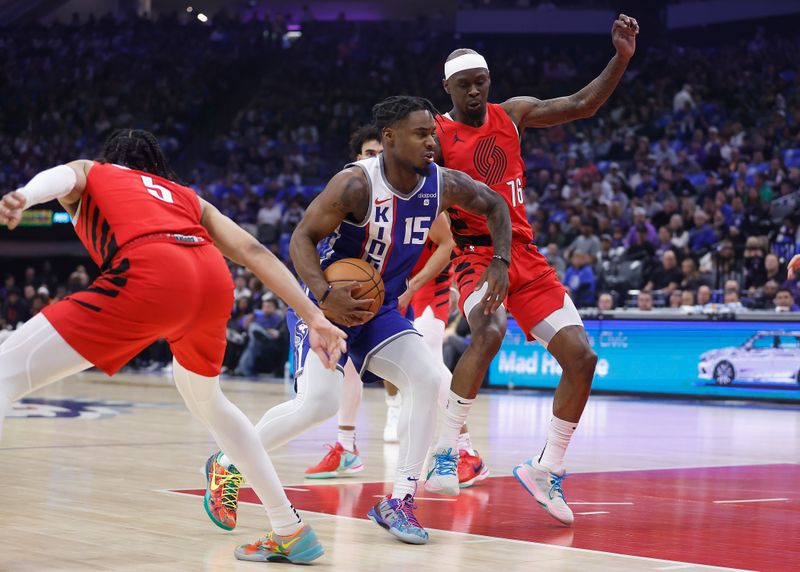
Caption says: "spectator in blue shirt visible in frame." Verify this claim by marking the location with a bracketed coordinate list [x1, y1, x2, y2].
[233, 297, 288, 377]
[564, 252, 596, 308]
[689, 210, 717, 253]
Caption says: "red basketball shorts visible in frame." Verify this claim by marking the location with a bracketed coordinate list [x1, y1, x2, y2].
[410, 269, 453, 324]
[43, 241, 234, 376]
[452, 242, 567, 341]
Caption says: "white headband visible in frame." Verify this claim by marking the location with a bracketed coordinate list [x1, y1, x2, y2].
[444, 53, 489, 80]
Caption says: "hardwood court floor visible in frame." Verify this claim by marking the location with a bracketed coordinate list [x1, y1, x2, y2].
[2, 370, 798, 571]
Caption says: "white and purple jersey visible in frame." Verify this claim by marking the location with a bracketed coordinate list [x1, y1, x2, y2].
[319, 155, 442, 302]
[294, 156, 442, 382]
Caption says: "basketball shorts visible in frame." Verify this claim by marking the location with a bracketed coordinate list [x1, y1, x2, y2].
[42, 240, 233, 376]
[452, 242, 568, 341]
[410, 268, 452, 324]
[291, 299, 418, 384]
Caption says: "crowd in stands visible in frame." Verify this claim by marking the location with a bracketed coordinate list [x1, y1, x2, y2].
[1, 14, 799, 369]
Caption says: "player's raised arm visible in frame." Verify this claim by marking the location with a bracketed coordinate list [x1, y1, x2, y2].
[0, 160, 91, 229]
[501, 14, 639, 129]
[289, 168, 375, 326]
[440, 168, 511, 314]
[199, 198, 346, 368]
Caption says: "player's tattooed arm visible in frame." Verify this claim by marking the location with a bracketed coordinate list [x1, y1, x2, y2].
[502, 14, 639, 129]
[440, 168, 511, 314]
[290, 169, 375, 325]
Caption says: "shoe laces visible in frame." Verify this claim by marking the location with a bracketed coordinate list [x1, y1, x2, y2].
[548, 472, 567, 501]
[395, 495, 422, 530]
[433, 448, 458, 476]
[319, 443, 341, 463]
[217, 467, 243, 510]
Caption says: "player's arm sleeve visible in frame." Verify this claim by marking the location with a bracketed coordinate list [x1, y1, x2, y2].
[18, 162, 87, 209]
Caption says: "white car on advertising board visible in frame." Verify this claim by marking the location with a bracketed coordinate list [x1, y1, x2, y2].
[698, 331, 800, 385]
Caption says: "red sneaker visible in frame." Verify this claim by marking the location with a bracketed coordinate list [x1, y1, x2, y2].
[457, 449, 489, 488]
[304, 442, 364, 479]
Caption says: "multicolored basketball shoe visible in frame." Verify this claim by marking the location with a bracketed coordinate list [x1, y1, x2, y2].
[203, 451, 243, 530]
[367, 494, 429, 544]
[458, 449, 490, 488]
[513, 459, 574, 525]
[235, 525, 324, 563]
[304, 442, 364, 479]
[424, 447, 459, 495]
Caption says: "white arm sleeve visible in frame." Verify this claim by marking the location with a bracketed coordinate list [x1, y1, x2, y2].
[17, 165, 77, 209]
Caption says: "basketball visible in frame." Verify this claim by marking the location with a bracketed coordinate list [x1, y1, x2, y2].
[322, 258, 385, 319]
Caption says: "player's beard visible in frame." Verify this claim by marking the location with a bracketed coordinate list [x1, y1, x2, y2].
[413, 164, 429, 176]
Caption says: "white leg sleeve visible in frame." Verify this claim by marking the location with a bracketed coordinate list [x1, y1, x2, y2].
[337, 359, 362, 427]
[366, 334, 440, 498]
[255, 351, 342, 452]
[172, 358, 289, 510]
[413, 308, 451, 409]
[529, 292, 584, 349]
[0, 314, 92, 440]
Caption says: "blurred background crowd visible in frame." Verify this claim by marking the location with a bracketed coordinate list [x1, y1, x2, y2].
[1, 3, 799, 372]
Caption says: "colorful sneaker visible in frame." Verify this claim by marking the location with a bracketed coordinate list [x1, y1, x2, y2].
[383, 403, 400, 443]
[235, 525, 324, 563]
[458, 449, 490, 488]
[367, 494, 429, 544]
[424, 447, 460, 496]
[203, 451, 243, 531]
[513, 459, 574, 525]
[304, 442, 364, 479]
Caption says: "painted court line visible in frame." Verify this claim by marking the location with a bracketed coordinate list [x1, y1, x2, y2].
[371, 494, 457, 502]
[712, 497, 788, 504]
[283, 487, 311, 492]
[570, 501, 634, 505]
[574, 511, 609, 516]
[656, 564, 700, 570]
[159, 489, 744, 571]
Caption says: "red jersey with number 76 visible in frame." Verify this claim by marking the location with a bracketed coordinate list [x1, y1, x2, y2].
[436, 103, 532, 244]
[72, 162, 211, 269]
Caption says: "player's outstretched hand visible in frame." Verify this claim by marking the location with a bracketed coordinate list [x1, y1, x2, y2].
[612, 13, 639, 60]
[320, 281, 375, 327]
[397, 288, 413, 316]
[307, 313, 348, 370]
[477, 258, 510, 315]
[0, 190, 26, 230]
[788, 254, 800, 279]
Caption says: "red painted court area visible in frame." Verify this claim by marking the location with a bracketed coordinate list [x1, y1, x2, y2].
[173, 464, 800, 571]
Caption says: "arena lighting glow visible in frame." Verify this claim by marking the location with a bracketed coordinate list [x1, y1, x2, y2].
[197, 13, 208, 23]
[186, 6, 193, 13]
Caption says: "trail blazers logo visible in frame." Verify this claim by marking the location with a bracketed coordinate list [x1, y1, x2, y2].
[473, 136, 508, 186]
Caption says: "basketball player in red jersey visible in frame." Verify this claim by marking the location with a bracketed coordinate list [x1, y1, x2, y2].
[0, 129, 346, 564]
[426, 15, 639, 525]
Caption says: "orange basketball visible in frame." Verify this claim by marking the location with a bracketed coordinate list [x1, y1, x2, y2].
[322, 258, 385, 319]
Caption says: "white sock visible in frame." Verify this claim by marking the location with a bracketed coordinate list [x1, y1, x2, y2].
[537, 416, 577, 474]
[457, 431, 475, 455]
[392, 476, 417, 500]
[435, 391, 473, 451]
[338, 428, 356, 452]
[267, 500, 303, 536]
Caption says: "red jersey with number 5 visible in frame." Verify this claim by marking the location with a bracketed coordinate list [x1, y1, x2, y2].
[72, 162, 211, 269]
[436, 103, 531, 243]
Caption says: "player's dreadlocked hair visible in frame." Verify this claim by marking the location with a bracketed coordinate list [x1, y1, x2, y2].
[349, 124, 381, 159]
[372, 96, 439, 132]
[98, 129, 181, 182]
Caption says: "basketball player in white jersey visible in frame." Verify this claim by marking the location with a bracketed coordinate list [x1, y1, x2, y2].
[202, 95, 512, 546]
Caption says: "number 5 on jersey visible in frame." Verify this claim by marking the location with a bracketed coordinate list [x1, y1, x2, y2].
[141, 175, 174, 204]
